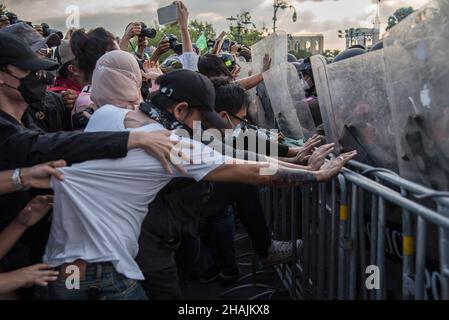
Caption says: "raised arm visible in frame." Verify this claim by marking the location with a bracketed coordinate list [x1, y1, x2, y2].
[211, 31, 226, 55]
[119, 22, 141, 52]
[177, 1, 193, 53]
[234, 54, 271, 90]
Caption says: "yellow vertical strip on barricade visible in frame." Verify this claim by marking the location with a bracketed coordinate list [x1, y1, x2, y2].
[340, 205, 349, 221]
[403, 236, 415, 256]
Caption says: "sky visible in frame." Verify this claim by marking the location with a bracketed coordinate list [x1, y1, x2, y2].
[3, 0, 430, 49]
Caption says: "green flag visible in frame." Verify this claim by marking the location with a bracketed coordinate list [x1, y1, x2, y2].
[196, 33, 207, 52]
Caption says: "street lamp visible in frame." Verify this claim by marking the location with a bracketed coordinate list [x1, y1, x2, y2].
[273, 0, 298, 33]
[227, 11, 256, 44]
[226, 15, 238, 40]
[338, 28, 363, 48]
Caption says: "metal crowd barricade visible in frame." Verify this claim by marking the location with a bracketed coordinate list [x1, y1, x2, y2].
[260, 160, 449, 300]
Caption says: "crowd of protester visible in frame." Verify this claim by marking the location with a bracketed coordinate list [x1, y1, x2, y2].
[0, 1, 357, 300]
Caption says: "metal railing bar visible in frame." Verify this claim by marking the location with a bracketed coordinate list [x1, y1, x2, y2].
[342, 169, 449, 229]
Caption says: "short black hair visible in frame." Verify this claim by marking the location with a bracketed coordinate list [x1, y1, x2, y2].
[57, 60, 74, 78]
[198, 54, 233, 79]
[70, 27, 117, 83]
[212, 77, 250, 114]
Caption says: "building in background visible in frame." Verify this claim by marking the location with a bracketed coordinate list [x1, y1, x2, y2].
[338, 1, 381, 49]
[288, 34, 324, 55]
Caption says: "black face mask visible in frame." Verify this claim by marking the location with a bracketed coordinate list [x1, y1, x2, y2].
[3, 71, 47, 105]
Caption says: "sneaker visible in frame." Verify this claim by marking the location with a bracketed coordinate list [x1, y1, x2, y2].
[199, 265, 220, 283]
[261, 239, 303, 267]
[219, 268, 241, 281]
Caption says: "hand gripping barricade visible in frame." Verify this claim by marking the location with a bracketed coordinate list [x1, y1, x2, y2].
[311, 51, 398, 171]
[262, 62, 317, 140]
[383, 0, 449, 191]
[241, 0, 449, 300]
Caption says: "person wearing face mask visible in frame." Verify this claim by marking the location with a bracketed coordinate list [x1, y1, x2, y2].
[0, 22, 75, 133]
[197, 80, 337, 283]
[0, 33, 198, 300]
[292, 59, 323, 131]
[73, 51, 354, 300]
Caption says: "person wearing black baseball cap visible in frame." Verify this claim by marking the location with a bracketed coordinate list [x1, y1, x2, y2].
[151, 69, 227, 130]
[1, 22, 76, 132]
[0, 32, 58, 111]
[0, 22, 61, 55]
[0, 33, 205, 286]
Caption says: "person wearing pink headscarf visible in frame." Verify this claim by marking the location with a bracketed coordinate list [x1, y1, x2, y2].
[91, 50, 143, 110]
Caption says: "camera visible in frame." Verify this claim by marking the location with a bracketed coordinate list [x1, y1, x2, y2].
[166, 34, 179, 51]
[41, 23, 63, 39]
[165, 34, 182, 55]
[72, 107, 95, 130]
[5, 12, 32, 27]
[139, 22, 157, 40]
[225, 40, 242, 53]
[5, 12, 18, 24]
[230, 41, 243, 53]
[221, 39, 231, 52]
[207, 39, 216, 49]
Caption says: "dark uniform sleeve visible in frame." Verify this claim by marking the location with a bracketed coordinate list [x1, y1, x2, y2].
[0, 122, 130, 169]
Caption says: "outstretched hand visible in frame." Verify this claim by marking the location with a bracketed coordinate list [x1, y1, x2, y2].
[316, 151, 357, 182]
[262, 54, 272, 72]
[143, 60, 163, 80]
[288, 134, 323, 165]
[308, 143, 335, 171]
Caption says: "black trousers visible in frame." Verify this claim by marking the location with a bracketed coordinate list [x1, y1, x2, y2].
[138, 183, 271, 299]
[202, 183, 271, 258]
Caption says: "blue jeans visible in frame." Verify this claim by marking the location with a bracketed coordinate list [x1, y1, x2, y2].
[35, 262, 148, 300]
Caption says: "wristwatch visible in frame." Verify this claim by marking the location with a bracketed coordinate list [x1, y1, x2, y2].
[11, 168, 30, 191]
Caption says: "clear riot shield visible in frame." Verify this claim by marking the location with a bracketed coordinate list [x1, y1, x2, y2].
[251, 31, 288, 75]
[262, 62, 317, 140]
[236, 60, 252, 80]
[312, 52, 398, 170]
[311, 55, 339, 144]
[285, 63, 317, 139]
[237, 60, 258, 107]
[383, 0, 449, 190]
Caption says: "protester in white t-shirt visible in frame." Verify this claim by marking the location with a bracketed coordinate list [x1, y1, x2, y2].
[41, 50, 356, 300]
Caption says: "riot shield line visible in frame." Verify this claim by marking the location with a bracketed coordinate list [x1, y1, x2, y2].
[262, 62, 317, 140]
[311, 55, 340, 144]
[312, 52, 398, 170]
[286, 63, 317, 139]
[383, 0, 449, 190]
[236, 60, 252, 80]
[251, 31, 288, 75]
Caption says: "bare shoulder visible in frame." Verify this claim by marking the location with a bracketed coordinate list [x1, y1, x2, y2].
[124, 110, 158, 129]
